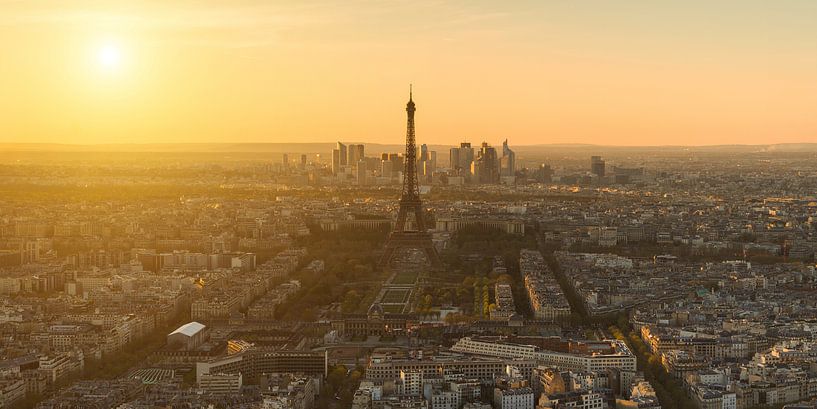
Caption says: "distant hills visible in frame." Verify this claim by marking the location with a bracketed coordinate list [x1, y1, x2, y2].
[2, 142, 817, 154]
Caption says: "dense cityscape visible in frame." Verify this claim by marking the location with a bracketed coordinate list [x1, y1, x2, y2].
[1, 88, 817, 409]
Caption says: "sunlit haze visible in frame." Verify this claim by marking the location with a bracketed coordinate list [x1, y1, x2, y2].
[96, 43, 122, 69]
[5, 3, 817, 408]
[1, 1, 816, 146]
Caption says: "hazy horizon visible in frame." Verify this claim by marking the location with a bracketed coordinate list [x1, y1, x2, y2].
[4, 141, 817, 151]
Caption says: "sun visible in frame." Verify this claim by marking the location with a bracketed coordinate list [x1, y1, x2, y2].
[97, 44, 122, 69]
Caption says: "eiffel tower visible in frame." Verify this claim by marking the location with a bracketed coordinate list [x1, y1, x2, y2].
[379, 86, 442, 269]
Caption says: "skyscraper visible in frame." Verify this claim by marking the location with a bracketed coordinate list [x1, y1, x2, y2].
[460, 142, 474, 178]
[348, 144, 365, 166]
[449, 148, 460, 171]
[380, 153, 402, 179]
[470, 160, 481, 183]
[450, 142, 474, 179]
[474, 142, 499, 184]
[419, 144, 429, 161]
[381, 156, 394, 179]
[534, 164, 554, 183]
[422, 160, 434, 182]
[591, 156, 606, 177]
[418, 144, 435, 182]
[500, 139, 516, 177]
[357, 159, 367, 185]
[389, 153, 402, 178]
[336, 142, 348, 166]
[332, 149, 341, 175]
[347, 144, 356, 165]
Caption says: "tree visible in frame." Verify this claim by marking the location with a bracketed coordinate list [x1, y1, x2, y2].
[328, 365, 348, 390]
[342, 290, 360, 313]
[300, 307, 318, 321]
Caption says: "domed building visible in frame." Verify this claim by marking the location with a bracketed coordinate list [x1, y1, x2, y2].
[367, 303, 384, 320]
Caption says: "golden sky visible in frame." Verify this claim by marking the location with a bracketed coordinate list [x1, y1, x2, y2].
[1, 0, 816, 146]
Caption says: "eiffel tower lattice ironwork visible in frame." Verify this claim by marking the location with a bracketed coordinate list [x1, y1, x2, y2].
[379, 86, 442, 269]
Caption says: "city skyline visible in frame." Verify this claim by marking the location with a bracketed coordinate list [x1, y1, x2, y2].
[4, 2, 817, 409]
[1, 1, 816, 146]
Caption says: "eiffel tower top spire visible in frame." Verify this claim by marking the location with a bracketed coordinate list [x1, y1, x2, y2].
[407, 84, 415, 111]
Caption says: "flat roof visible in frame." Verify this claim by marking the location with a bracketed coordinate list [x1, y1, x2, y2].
[169, 321, 206, 337]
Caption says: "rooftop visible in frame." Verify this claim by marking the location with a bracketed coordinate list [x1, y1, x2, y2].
[169, 321, 206, 337]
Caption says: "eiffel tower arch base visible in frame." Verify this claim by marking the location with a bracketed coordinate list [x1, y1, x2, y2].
[379, 232, 442, 270]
